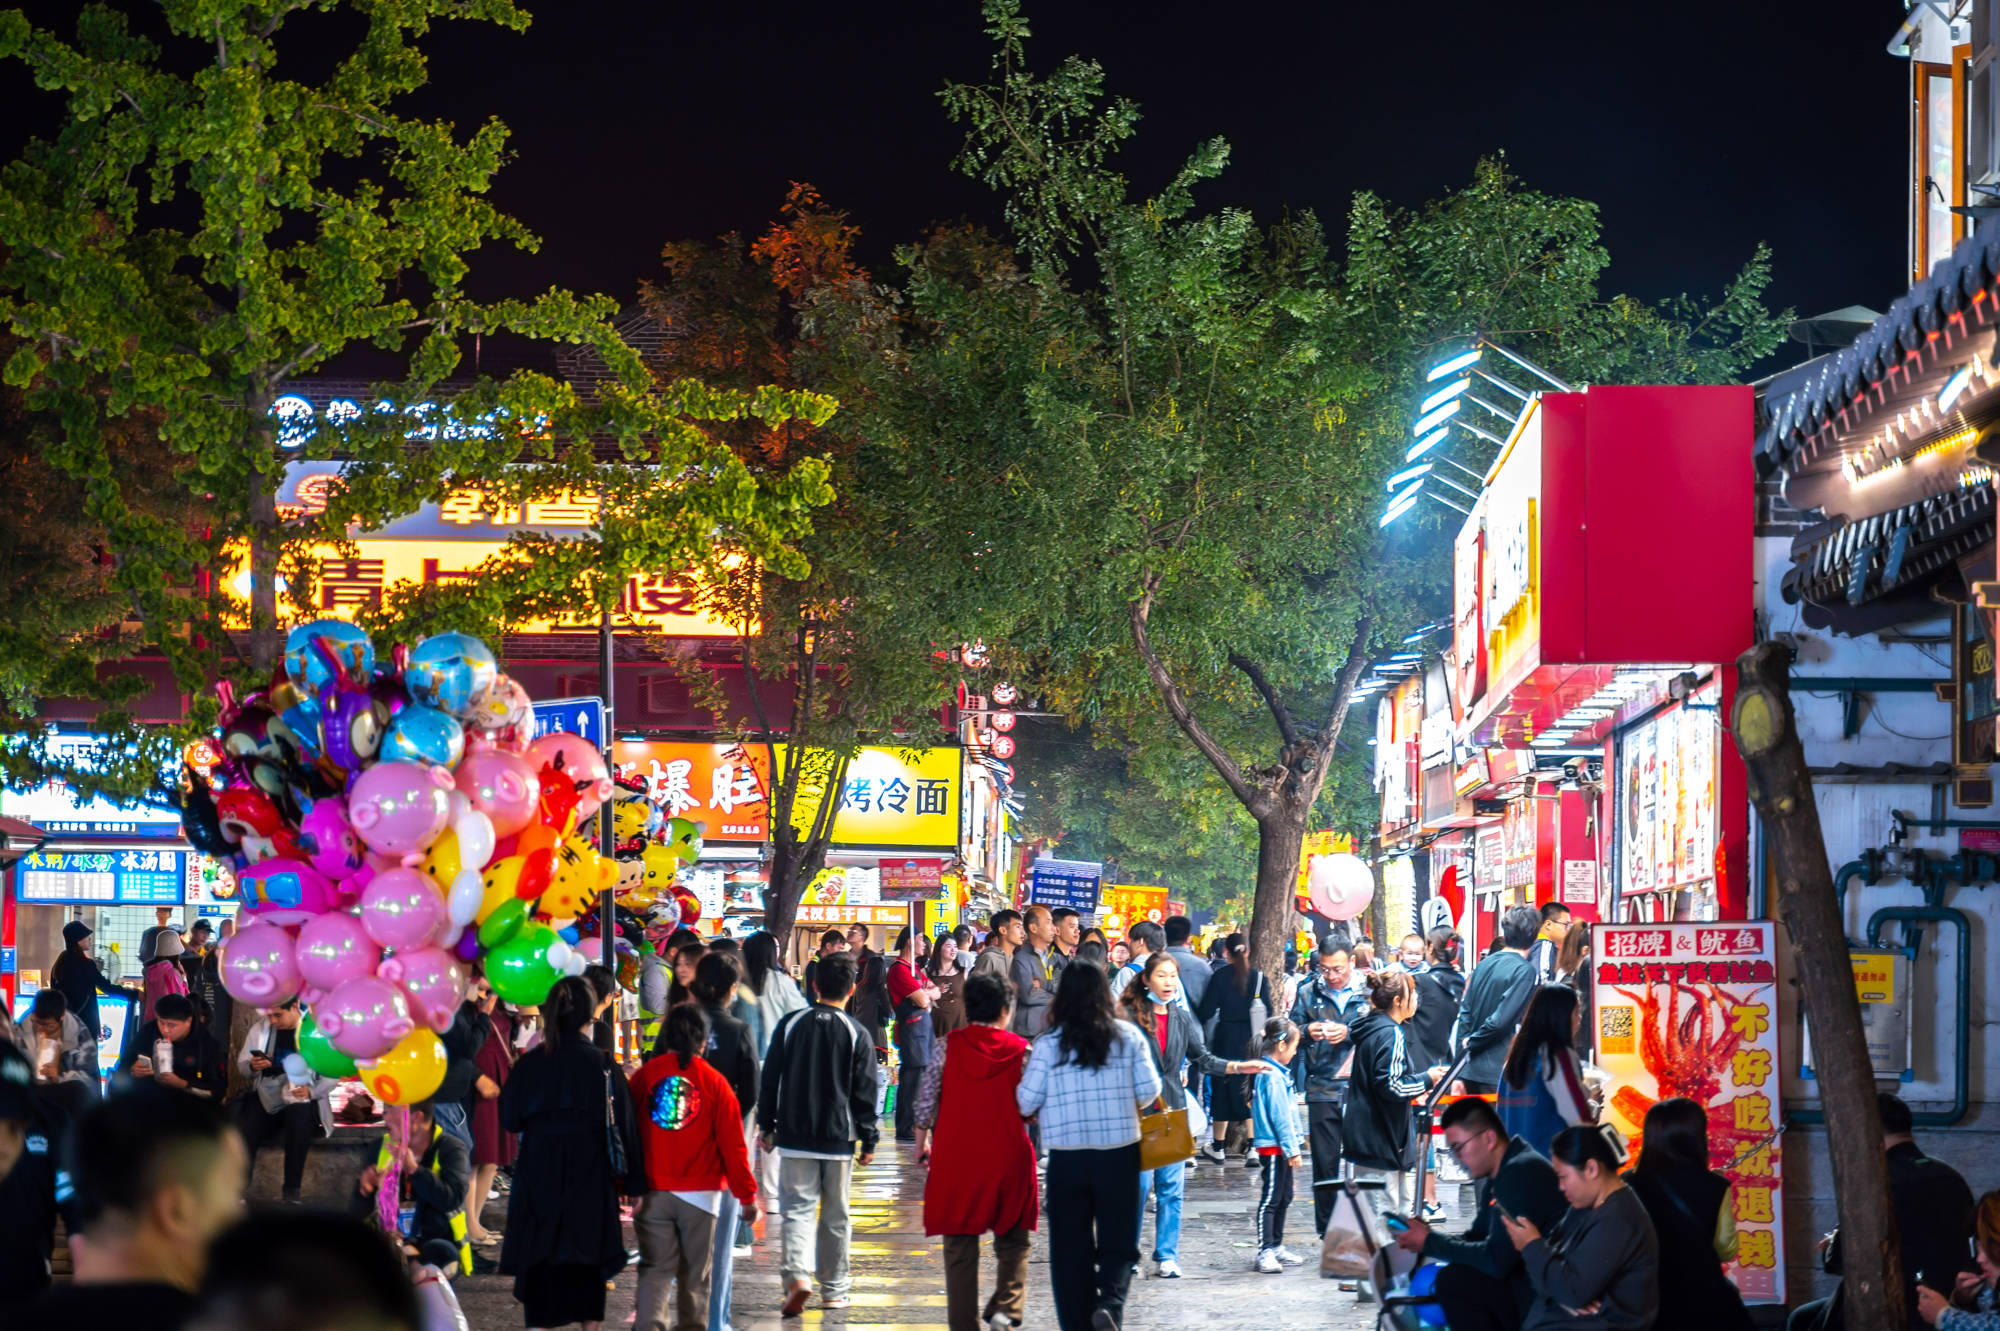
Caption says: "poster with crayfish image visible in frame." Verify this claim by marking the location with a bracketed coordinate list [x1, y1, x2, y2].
[1592, 921, 1786, 1303]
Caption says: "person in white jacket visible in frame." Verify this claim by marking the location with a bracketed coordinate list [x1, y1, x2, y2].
[233, 998, 335, 1201]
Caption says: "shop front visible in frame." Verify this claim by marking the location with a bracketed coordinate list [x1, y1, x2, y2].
[1449, 387, 1755, 923]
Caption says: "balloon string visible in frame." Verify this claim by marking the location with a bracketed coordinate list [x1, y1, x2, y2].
[378, 1103, 408, 1234]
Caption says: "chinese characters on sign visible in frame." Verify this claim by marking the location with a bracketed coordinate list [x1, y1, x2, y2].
[878, 858, 944, 904]
[1097, 884, 1169, 931]
[1027, 859, 1103, 914]
[615, 743, 771, 842]
[1592, 922, 1784, 1304]
[17, 850, 188, 905]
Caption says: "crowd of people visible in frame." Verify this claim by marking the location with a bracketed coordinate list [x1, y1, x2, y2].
[3, 900, 2000, 1331]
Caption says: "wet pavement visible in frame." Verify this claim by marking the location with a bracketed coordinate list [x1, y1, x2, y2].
[453, 1140, 1398, 1329]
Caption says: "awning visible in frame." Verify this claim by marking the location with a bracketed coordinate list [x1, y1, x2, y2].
[1780, 481, 1995, 632]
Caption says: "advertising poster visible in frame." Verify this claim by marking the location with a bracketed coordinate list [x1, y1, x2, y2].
[878, 857, 945, 904]
[1617, 683, 1720, 901]
[1593, 922, 1784, 1303]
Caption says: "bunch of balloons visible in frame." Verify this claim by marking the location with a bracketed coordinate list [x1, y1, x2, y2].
[182, 623, 619, 1104]
[608, 773, 706, 931]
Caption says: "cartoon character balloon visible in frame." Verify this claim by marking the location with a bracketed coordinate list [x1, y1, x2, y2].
[219, 920, 303, 1006]
[405, 632, 498, 717]
[237, 857, 346, 927]
[316, 975, 416, 1061]
[378, 946, 467, 1034]
[348, 762, 454, 865]
[525, 732, 614, 821]
[361, 1028, 449, 1106]
[381, 704, 466, 770]
[358, 867, 449, 952]
[296, 796, 370, 884]
[466, 673, 533, 751]
[285, 620, 375, 698]
[454, 748, 539, 839]
[296, 910, 382, 997]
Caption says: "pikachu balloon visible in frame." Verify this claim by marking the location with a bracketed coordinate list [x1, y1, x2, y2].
[538, 834, 619, 923]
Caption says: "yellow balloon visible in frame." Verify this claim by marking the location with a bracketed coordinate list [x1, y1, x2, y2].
[418, 828, 463, 895]
[361, 1028, 447, 1106]
[477, 857, 528, 923]
[539, 834, 618, 922]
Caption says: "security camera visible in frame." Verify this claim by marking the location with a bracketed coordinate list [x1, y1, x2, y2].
[1667, 671, 1701, 702]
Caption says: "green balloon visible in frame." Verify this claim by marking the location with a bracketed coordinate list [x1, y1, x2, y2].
[478, 897, 530, 950]
[488, 924, 562, 1006]
[298, 1012, 359, 1079]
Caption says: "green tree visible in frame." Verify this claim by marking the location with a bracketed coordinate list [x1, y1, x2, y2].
[0, 2, 835, 800]
[886, 1, 1788, 983]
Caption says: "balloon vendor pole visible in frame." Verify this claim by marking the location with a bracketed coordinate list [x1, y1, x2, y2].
[598, 604, 618, 1056]
[378, 1103, 409, 1235]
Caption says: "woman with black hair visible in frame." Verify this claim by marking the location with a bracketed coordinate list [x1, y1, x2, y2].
[1194, 931, 1273, 1163]
[1626, 1097, 1755, 1331]
[887, 926, 940, 1143]
[48, 921, 135, 1041]
[926, 934, 967, 1038]
[500, 976, 642, 1331]
[1406, 927, 1465, 1072]
[739, 930, 806, 1061]
[1017, 957, 1164, 1331]
[1497, 985, 1593, 1159]
[1341, 970, 1438, 1214]
[1502, 1123, 1660, 1330]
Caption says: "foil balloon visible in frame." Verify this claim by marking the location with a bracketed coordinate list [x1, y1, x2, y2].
[525, 732, 614, 821]
[466, 673, 533, 751]
[238, 857, 344, 927]
[296, 910, 381, 996]
[1307, 852, 1375, 922]
[349, 762, 454, 864]
[454, 748, 540, 838]
[359, 867, 449, 951]
[284, 620, 375, 698]
[316, 975, 416, 1061]
[313, 639, 389, 776]
[486, 923, 564, 1005]
[539, 836, 618, 923]
[297, 1011, 359, 1079]
[378, 946, 467, 1034]
[361, 1028, 448, 1106]
[610, 777, 656, 843]
[381, 704, 465, 769]
[296, 796, 370, 884]
[661, 816, 703, 865]
[639, 841, 683, 903]
[405, 632, 498, 717]
[216, 787, 300, 863]
[673, 885, 702, 929]
[219, 920, 303, 1006]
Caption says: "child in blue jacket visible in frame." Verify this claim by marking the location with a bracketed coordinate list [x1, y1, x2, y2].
[1250, 1016, 1304, 1273]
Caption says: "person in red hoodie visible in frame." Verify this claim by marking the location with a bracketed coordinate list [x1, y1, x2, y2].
[628, 1005, 758, 1331]
[912, 971, 1038, 1331]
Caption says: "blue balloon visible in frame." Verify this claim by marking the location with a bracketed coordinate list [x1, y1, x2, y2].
[380, 704, 466, 769]
[284, 621, 375, 697]
[1407, 1262, 1448, 1326]
[404, 632, 498, 717]
[275, 694, 325, 760]
[559, 925, 581, 945]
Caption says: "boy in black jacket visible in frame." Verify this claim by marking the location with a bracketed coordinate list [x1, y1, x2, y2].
[1395, 1097, 1566, 1331]
[758, 951, 879, 1318]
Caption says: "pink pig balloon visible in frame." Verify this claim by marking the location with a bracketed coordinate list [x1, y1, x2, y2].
[296, 796, 370, 883]
[378, 946, 467, 1034]
[348, 761, 453, 864]
[316, 975, 414, 1061]
[454, 748, 540, 838]
[296, 910, 381, 996]
[525, 732, 614, 820]
[359, 867, 449, 952]
[219, 920, 302, 1006]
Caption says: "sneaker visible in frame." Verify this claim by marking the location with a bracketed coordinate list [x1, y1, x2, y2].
[1090, 1311, 1120, 1331]
[781, 1282, 813, 1318]
[1255, 1249, 1284, 1274]
[987, 1315, 1014, 1331]
[1198, 1141, 1227, 1164]
[822, 1295, 853, 1311]
[1155, 1259, 1184, 1279]
[1422, 1201, 1446, 1221]
[1274, 1246, 1305, 1266]
[1242, 1151, 1259, 1167]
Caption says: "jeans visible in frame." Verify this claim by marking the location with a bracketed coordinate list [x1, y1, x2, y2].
[778, 1154, 853, 1300]
[432, 1099, 473, 1154]
[707, 1190, 739, 1329]
[1046, 1144, 1140, 1331]
[1136, 1159, 1185, 1262]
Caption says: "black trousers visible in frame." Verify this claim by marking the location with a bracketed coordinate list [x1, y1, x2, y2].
[1433, 1261, 1530, 1331]
[1045, 1144, 1140, 1331]
[1255, 1153, 1294, 1250]
[232, 1094, 318, 1194]
[1306, 1099, 1344, 1236]
[1460, 1078, 1499, 1095]
[895, 1060, 926, 1141]
[1788, 1294, 1842, 1331]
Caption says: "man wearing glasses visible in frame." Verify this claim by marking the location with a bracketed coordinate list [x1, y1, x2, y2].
[1392, 1096, 1565, 1331]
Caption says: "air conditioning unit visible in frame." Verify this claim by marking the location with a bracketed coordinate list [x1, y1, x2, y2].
[638, 673, 691, 717]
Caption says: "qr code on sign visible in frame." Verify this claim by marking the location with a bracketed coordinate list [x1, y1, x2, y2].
[1598, 1006, 1636, 1055]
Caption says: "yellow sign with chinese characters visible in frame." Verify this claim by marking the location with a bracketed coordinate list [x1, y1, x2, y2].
[776, 745, 963, 851]
[223, 539, 739, 637]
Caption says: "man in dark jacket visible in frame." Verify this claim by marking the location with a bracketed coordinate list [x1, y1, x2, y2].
[354, 1099, 474, 1274]
[1287, 938, 1366, 1232]
[431, 996, 489, 1157]
[1162, 915, 1210, 1013]
[1451, 904, 1540, 1093]
[1009, 905, 1064, 1039]
[1789, 1092, 1977, 1331]
[802, 928, 847, 1001]
[1395, 1097, 1565, 1331]
[843, 923, 892, 1055]
[0, 1042, 77, 1313]
[758, 952, 879, 1316]
[116, 994, 227, 1100]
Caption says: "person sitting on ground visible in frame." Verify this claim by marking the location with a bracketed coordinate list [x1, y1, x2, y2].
[1397, 1095, 1568, 1331]
[13, 1084, 247, 1331]
[1501, 1123, 1659, 1331]
[1792, 1090, 1979, 1331]
[118, 993, 226, 1100]
[0, 1041, 78, 1312]
[190, 1211, 424, 1331]
[354, 1099, 473, 1277]
[1497, 985, 1593, 1159]
[1625, 1096, 1754, 1331]
[1919, 1190, 2000, 1328]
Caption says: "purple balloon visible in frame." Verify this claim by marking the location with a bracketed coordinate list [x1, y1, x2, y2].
[348, 761, 453, 864]
[296, 796, 369, 883]
[359, 867, 448, 952]
[454, 929, 483, 963]
[379, 946, 467, 1034]
[296, 910, 381, 996]
[315, 975, 414, 1061]
[220, 921, 302, 1007]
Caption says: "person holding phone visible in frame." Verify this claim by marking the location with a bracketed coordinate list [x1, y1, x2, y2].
[1501, 1124, 1659, 1330]
[1918, 1190, 2000, 1328]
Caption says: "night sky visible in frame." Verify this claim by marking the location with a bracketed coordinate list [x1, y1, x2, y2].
[3, 0, 1913, 347]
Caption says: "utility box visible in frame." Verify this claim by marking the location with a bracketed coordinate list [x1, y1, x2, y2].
[1801, 950, 1913, 1082]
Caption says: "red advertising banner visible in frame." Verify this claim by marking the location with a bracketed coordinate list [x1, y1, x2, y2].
[1592, 922, 1784, 1304]
[878, 857, 944, 903]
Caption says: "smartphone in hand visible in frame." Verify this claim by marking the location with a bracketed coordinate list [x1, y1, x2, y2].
[1383, 1214, 1411, 1233]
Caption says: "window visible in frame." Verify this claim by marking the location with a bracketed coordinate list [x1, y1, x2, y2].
[1915, 62, 1959, 280]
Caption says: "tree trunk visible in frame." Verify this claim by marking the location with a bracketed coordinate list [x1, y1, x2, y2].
[764, 837, 805, 951]
[246, 410, 281, 676]
[1249, 810, 1306, 993]
[1729, 642, 1906, 1331]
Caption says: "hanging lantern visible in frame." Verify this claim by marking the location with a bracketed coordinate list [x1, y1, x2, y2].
[992, 682, 1018, 704]
[991, 711, 1016, 732]
[991, 734, 1017, 760]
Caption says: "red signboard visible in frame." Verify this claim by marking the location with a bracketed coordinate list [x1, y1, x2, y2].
[879, 857, 944, 903]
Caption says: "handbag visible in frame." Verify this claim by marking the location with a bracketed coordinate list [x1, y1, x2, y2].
[1138, 1104, 1195, 1172]
[602, 1064, 628, 1176]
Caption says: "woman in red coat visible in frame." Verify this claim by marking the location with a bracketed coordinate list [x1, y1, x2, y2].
[913, 970, 1037, 1331]
[467, 982, 517, 1246]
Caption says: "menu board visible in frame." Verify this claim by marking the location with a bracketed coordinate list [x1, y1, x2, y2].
[1593, 922, 1784, 1304]
[1027, 858, 1103, 913]
[1617, 682, 1719, 896]
[15, 849, 188, 904]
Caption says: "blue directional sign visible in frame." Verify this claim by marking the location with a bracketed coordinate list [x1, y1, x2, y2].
[531, 697, 606, 751]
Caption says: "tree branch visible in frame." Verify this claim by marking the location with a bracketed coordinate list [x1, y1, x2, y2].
[1228, 651, 1301, 749]
[1306, 616, 1374, 791]
[1128, 584, 1265, 817]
